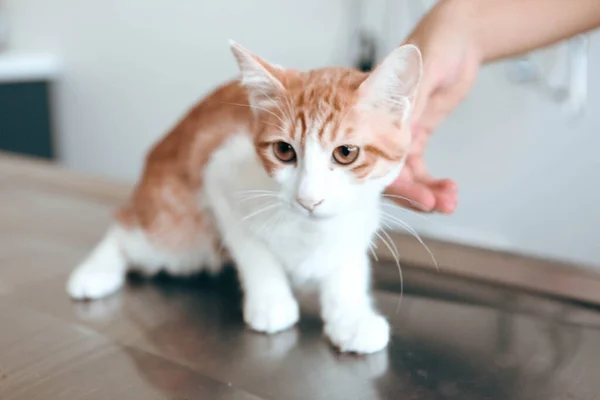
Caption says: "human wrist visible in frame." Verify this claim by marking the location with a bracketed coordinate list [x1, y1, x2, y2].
[449, 0, 516, 64]
[430, 0, 487, 63]
[444, 0, 600, 64]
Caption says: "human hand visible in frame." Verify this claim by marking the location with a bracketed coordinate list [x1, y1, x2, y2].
[385, 0, 481, 213]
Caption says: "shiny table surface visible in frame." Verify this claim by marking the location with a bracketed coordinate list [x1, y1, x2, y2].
[2, 157, 600, 399]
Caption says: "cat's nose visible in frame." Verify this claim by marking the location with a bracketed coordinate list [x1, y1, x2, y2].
[296, 197, 324, 212]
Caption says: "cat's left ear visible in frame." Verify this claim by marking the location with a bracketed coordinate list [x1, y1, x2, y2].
[229, 40, 288, 111]
[356, 44, 423, 121]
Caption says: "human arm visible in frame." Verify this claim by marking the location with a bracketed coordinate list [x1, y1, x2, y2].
[468, 0, 600, 63]
[387, 0, 600, 213]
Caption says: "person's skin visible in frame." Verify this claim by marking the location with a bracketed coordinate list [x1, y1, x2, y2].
[387, 0, 600, 213]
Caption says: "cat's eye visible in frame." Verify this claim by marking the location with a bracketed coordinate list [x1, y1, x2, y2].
[273, 141, 296, 163]
[332, 145, 359, 165]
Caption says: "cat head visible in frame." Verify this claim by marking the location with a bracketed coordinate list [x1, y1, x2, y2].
[230, 40, 422, 219]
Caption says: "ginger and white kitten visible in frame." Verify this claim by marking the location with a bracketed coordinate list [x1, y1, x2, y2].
[67, 41, 422, 354]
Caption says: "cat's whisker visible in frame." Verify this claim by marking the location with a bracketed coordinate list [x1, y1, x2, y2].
[381, 212, 439, 271]
[374, 230, 403, 314]
[369, 239, 379, 261]
[260, 120, 287, 132]
[236, 193, 278, 204]
[278, 93, 296, 126]
[369, 244, 379, 262]
[235, 189, 277, 197]
[382, 194, 428, 210]
[241, 202, 280, 222]
[256, 208, 281, 237]
[381, 201, 433, 224]
[381, 212, 436, 267]
[221, 101, 288, 128]
[281, 92, 296, 124]
[255, 88, 290, 123]
[380, 221, 401, 261]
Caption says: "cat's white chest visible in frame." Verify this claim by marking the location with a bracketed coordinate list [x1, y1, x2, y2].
[256, 217, 338, 281]
[205, 133, 378, 283]
[250, 206, 378, 282]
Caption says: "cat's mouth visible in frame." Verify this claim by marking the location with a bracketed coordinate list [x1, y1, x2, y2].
[289, 205, 334, 221]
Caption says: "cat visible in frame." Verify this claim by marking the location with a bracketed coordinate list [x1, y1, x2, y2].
[66, 40, 422, 354]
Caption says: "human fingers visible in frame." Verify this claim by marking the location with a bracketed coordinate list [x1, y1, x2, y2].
[385, 174, 436, 212]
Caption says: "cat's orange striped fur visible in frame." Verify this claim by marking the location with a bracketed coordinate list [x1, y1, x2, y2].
[68, 41, 422, 354]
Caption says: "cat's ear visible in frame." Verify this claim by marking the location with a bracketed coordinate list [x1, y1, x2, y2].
[356, 44, 422, 121]
[229, 40, 287, 111]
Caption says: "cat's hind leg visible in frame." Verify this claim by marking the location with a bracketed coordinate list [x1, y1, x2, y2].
[67, 219, 224, 300]
[67, 175, 224, 300]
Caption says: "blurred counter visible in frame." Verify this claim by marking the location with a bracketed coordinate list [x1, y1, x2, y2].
[0, 52, 60, 83]
[1, 153, 600, 399]
[0, 53, 60, 159]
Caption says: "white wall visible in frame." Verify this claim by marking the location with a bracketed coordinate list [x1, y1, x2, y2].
[4, 0, 351, 181]
[390, 37, 600, 270]
[5, 0, 600, 269]
[346, 0, 600, 270]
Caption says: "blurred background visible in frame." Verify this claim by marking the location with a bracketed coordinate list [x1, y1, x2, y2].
[1, 0, 598, 270]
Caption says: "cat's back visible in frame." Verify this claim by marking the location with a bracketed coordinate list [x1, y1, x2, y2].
[116, 79, 253, 236]
[144, 80, 253, 180]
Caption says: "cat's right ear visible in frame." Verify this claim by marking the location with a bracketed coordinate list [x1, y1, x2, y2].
[229, 40, 287, 111]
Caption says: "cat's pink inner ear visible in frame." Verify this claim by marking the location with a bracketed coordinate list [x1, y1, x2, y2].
[356, 44, 423, 119]
[229, 40, 287, 110]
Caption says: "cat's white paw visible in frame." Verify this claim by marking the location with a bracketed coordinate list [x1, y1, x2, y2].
[67, 263, 124, 300]
[244, 292, 300, 334]
[325, 312, 390, 354]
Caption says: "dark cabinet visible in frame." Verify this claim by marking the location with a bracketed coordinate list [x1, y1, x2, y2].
[0, 81, 55, 159]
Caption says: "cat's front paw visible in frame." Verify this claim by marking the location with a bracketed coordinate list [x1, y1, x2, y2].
[325, 312, 390, 354]
[244, 292, 300, 334]
[67, 263, 124, 300]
